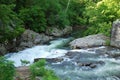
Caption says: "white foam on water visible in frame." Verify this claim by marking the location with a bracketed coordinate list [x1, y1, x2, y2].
[5, 37, 120, 80]
[5, 38, 72, 67]
[70, 49, 96, 54]
[69, 46, 106, 54]
[47, 46, 120, 80]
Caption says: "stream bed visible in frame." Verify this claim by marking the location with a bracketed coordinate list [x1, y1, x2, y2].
[5, 38, 120, 80]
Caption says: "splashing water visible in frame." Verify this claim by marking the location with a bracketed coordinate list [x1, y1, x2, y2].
[5, 38, 73, 67]
[5, 38, 120, 80]
[46, 46, 120, 80]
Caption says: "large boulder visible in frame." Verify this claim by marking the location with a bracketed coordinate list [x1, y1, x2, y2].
[70, 34, 109, 49]
[46, 26, 72, 37]
[17, 29, 53, 51]
[111, 20, 120, 48]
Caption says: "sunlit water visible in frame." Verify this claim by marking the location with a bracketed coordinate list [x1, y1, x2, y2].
[5, 38, 120, 80]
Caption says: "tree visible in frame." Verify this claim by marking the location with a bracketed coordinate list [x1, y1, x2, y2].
[0, 2, 24, 43]
[83, 0, 120, 36]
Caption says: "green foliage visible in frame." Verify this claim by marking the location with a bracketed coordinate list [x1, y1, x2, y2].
[33, 0, 69, 28]
[20, 59, 30, 66]
[83, 0, 120, 36]
[0, 3, 24, 43]
[84, 22, 112, 36]
[30, 59, 59, 80]
[18, 0, 70, 32]
[67, 0, 87, 26]
[106, 39, 110, 46]
[0, 57, 15, 80]
[19, 6, 46, 32]
[42, 70, 60, 80]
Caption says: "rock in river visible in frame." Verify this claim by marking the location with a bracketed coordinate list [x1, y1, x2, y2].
[70, 34, 109, 49]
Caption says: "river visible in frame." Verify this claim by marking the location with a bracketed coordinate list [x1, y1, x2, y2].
[5, 38, 120, 80]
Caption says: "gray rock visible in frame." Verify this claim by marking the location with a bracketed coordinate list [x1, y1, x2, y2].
[46, 26, 72, 37]
[17, 29, 53, 51]
[35, 77, 41, 80]
[63, 26, 72, 35]
[70, 34, 109, 49]
[0, 29, 53, 54]
[20, 30, 52, 44]
[111, 20, 120, 48]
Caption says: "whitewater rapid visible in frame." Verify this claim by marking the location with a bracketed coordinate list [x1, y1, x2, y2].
[5, 38, 120, 80]
[5, 38, 72, 67]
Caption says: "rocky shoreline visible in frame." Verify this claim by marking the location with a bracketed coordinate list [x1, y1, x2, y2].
[0, 26, 72, 55]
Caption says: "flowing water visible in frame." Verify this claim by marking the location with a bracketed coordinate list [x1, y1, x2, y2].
[5, 38, 72, 67]
[46, 46, 120, 80]
[5, 38, 120, 80]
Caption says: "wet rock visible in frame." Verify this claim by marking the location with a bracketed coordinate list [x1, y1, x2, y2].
[34, 58, 45, 62]
[77, 61, 105, 69]
[78, 62, 92, 67]
[106, 51, 120, 58]
[51, 51, 106, 70]
[111, 20, 120, 48]
[46, 58, 63, 63]
[65, 51, 101, 60]
[90, 64, 96, 68]
[70, 34, 109, 49]
[65, 51, 79, 59]
[34, 58, 63, 63]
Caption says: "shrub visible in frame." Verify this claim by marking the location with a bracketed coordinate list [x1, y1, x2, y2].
[83, 0, 120, 36]
[20, 59, 30, 66]
[83, 22, 112, 36]
[0, 57, 15, 80]
[106, 39, 110, 46]
[30, 59, 59, 80]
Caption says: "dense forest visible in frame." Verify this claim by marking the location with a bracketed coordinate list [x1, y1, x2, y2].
[0, 0, 120, 80]
[0, 0, 120, 43]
